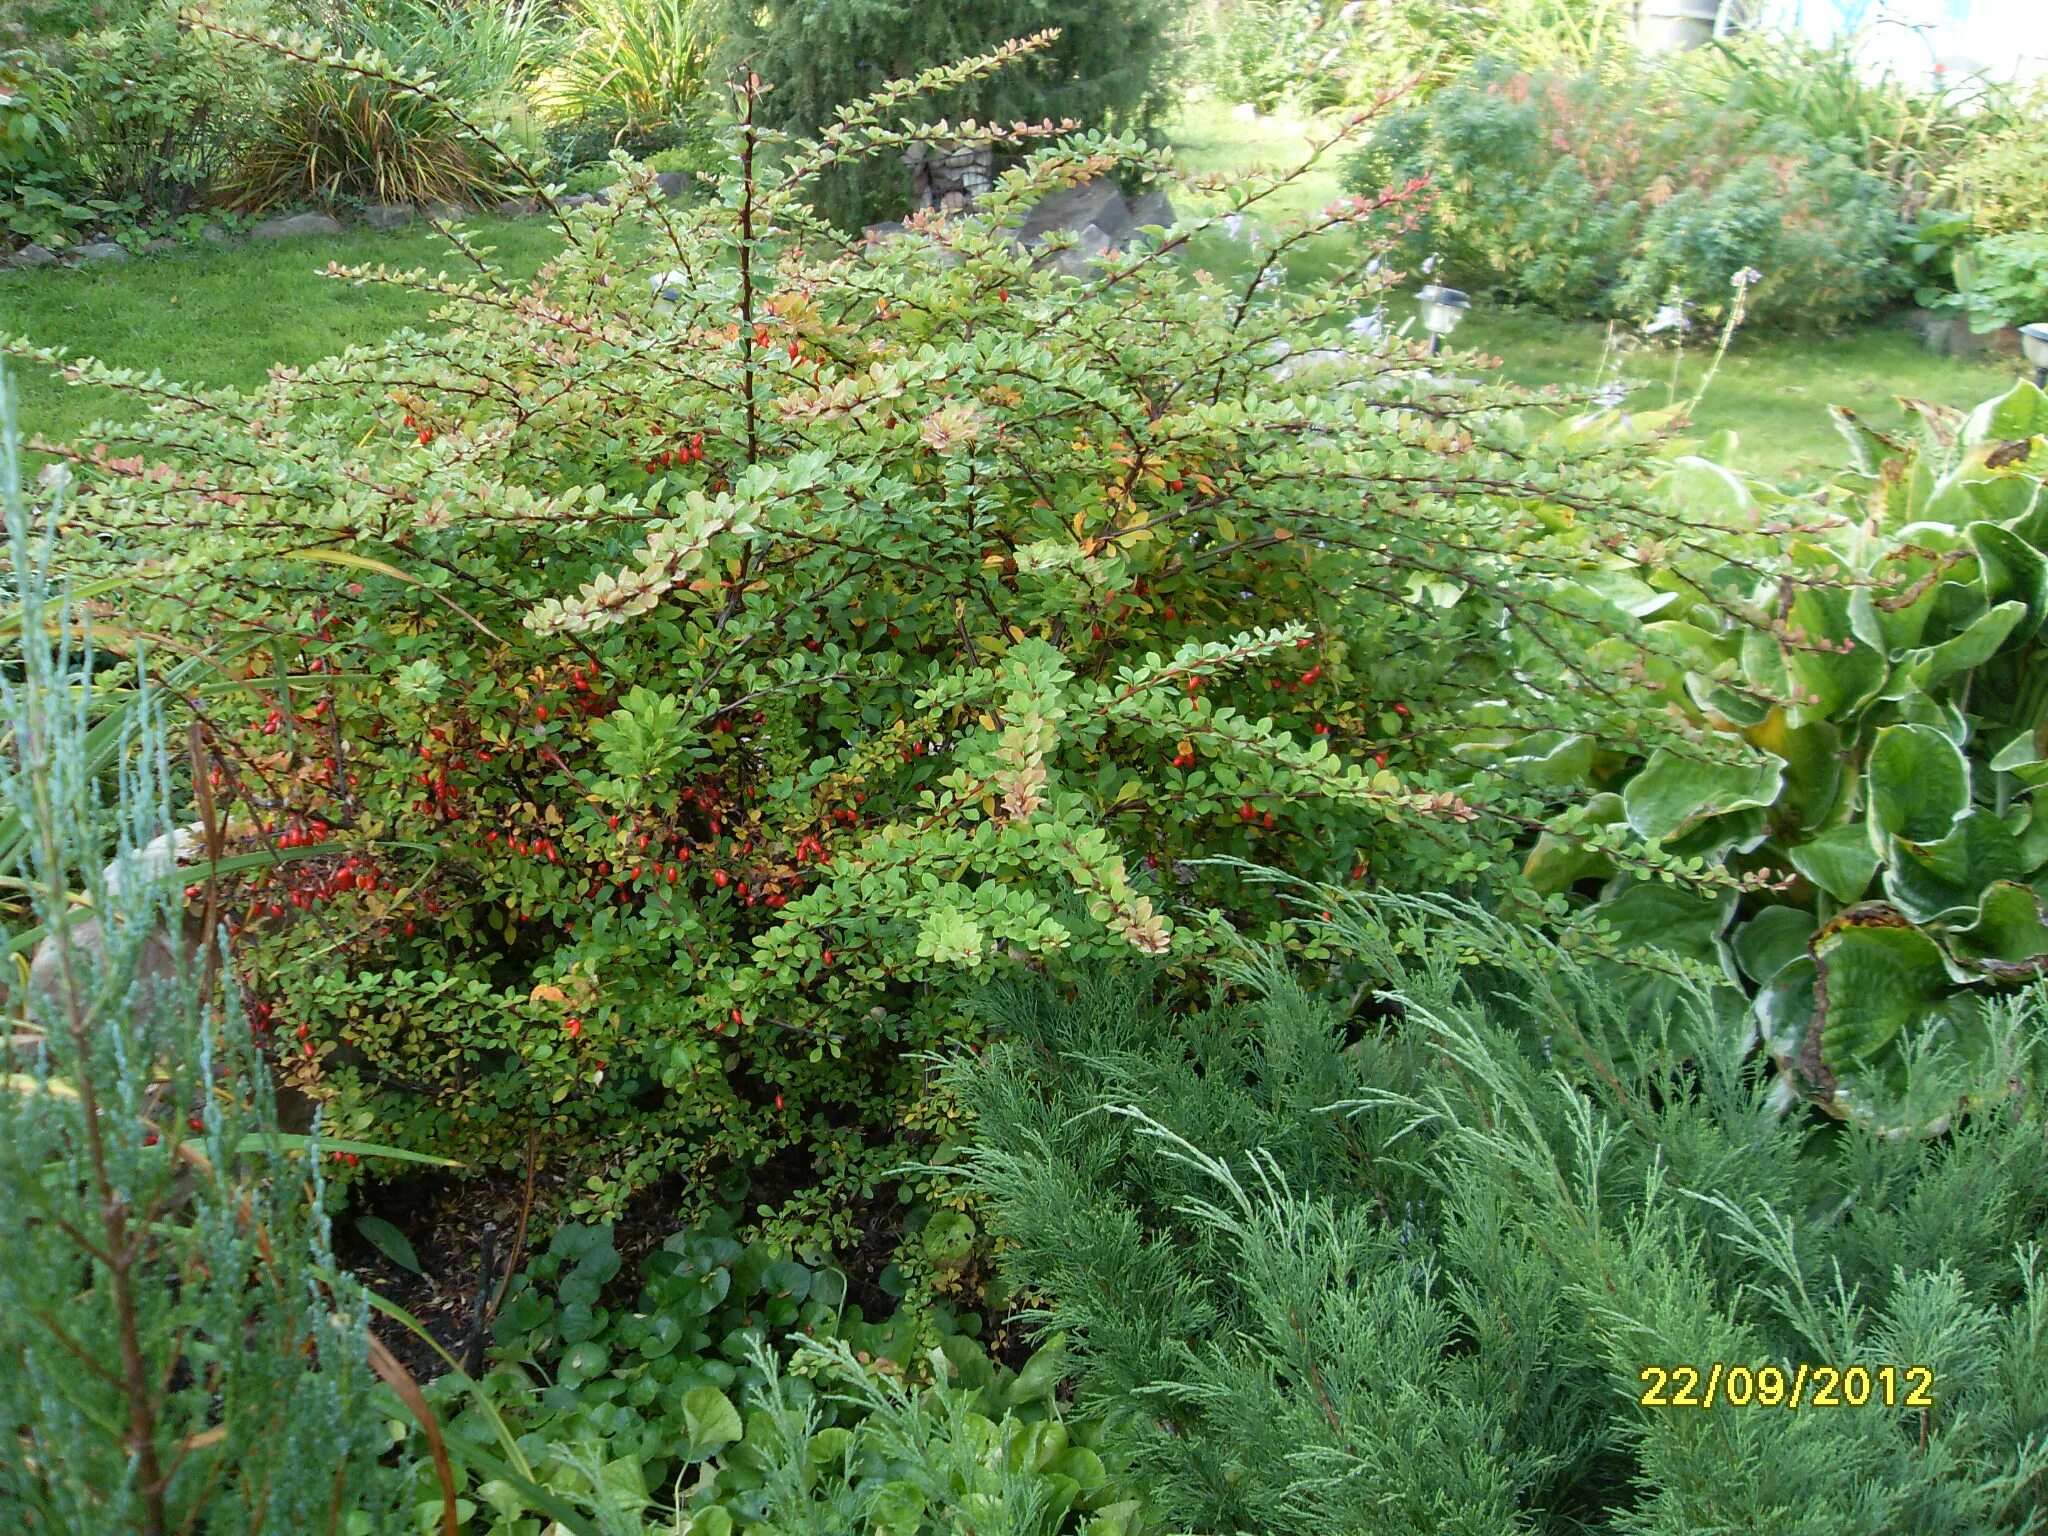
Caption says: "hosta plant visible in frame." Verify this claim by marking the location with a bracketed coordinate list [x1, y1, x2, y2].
[7, 38, 1701, 1226]
[1516, 383, 2048, 1131]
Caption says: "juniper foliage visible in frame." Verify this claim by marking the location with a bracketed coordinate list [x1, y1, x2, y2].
[946, 886, 2048, 1533]
[0, 382, 398, 1535]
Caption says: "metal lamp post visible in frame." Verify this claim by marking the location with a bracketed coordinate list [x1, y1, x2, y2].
[1416, 284, 1471, 358]
[2022, 323, 2048, 390]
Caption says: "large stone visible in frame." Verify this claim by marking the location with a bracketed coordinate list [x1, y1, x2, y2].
[362, 202, 417, 229]
[7, 243, 58, 268]
[64, 241, 129, 265]
[495, 195, 538, 217]
[251, 210, 345, 240]
[1015, 177, 1133, 247]
[419, 200, 469, 224]
[1127, 188, 1176, 234]
[558, 192, 603, 211]
[199, 224, 233, 246]
[141, 237, 179, 256]
[654, 171, 690, 203]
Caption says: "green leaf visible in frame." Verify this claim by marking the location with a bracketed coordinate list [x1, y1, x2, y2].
[1788, 823, 1880, 904]
[1621, 748, 1783, 843]
[1884, 809, 2031, 924]
[1947, 881, 2048, 977]
[1866, 724, 1968, 844]
[1893, 600, 2028, 692]
[353, 1216, 422, 1275]
[1732, 906, 1816, 985]
[1811, 907, 1954, 1071]
[680, 1386, 742, 1453]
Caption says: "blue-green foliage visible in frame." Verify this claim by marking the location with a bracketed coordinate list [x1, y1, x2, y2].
[0, 376, 399, 1533]
[946, 889, 2048, 1533]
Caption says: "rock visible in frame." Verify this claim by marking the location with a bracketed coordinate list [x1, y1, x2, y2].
[362, 202, 416, 229]
[863, 221, 910, 248]
[199, 224, 233, 246]
[905, 140, 994, 213]
[558, 192, 602, 210]
[251, 210, 345, 240]
[1015, 177, 1133, 247]
[1128, 188, 1176, 234]
[7, 243, 58, 268]
[419, 200, 468, 223]
[654, 171, 689, 203]
[64, 241, 129, 265]
[141, 237, 179, 256]
[495, 195, 538, 217]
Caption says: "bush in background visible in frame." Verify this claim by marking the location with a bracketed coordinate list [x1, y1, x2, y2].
[1348, 59, 1906, 329]
[718, 0, 1193, 228]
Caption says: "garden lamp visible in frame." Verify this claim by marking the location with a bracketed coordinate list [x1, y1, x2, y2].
[2022, 323, 2048, 389]
[1416, 284, 1472, 357]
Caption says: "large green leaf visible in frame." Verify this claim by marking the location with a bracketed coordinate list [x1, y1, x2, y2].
[1962, 380, 2048, 444]
[1809, 907, 1953, 1073]
[679, 1386, 742, 1454]
[1524, 793, 1623, 893]
[1970, 522, 2048, 637]
[1891, 599, 2028, 693]
[1884, 809, 2031, 924]
[1621, 748, 1783, 843]
[1946, 881, 2048, 979]
[1744, 710, 1842, 834]
[1866, 723, 1968, 844]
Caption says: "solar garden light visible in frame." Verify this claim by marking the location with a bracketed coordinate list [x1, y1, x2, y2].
[1416, 283, 1472, 357]
[651, 269, 688, 308]
[2022, 323, 2048, 389]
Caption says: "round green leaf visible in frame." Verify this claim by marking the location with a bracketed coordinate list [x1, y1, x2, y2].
[680, 1385, 743, 1455]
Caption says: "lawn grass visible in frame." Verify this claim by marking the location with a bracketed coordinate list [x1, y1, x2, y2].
[1, 111, 2029, 486]
[0, 217, 568, 450]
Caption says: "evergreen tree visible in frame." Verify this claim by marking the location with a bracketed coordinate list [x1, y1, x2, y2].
[946, 886, 2048, 1532]
[0, 378, 400, 1535]
[718, 0, 1192, 227]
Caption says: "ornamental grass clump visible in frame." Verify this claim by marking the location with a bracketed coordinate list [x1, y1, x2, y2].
[4, 36, 1720, 1227]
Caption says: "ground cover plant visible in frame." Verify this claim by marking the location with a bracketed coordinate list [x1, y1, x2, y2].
[947, 893, 2048, 1533]
[3, 39, 1740, 1233]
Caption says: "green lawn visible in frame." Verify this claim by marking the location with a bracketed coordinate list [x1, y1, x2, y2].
[0, 217, 568, 450]
[0, 112, 2027, 484]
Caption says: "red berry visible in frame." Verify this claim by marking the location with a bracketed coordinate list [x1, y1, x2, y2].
[713, 869, 729, 888]
[1240, 802, 1255, 821]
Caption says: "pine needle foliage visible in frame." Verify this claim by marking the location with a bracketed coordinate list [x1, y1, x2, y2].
[945, 886, 2048, 1533]
[718, 0, 1193, 227]
[0, 381, 399, 1535]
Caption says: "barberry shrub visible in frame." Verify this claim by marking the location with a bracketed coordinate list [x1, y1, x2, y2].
[9, 40, 1696, 1228]
[0, 388, 400, 1534]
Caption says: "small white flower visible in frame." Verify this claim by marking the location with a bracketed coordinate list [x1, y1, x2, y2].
[1421, 253, 1440, 275]
[1347, 312, 1385, 338]
[1222, 213, 1246, 241]
[1594, 382, 1629, 409]
[1732, 266, 1764, 288]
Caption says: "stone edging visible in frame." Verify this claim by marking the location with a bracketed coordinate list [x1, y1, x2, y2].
[0, 174, 699, 273]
